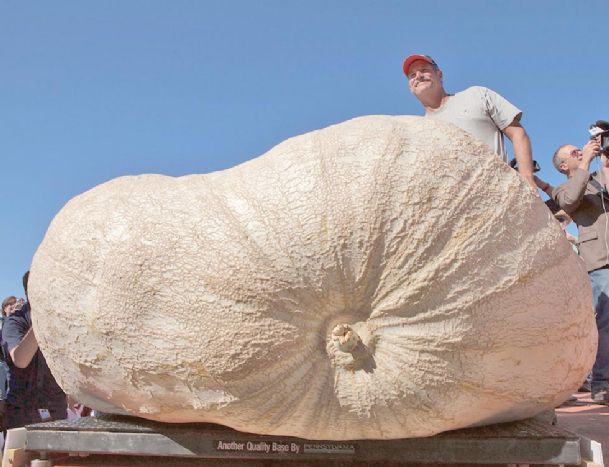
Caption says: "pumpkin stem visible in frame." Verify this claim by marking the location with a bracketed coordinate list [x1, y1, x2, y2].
[331, 323, 361, 353]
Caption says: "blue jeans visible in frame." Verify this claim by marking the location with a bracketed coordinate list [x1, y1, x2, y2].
[589, 268, 609, 393]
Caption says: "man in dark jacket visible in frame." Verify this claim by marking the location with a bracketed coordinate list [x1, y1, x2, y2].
[1, 271, 66, 429]
[552, 136, 608, 403]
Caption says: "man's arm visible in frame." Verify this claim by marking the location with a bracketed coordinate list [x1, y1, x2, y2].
[2, 306, 39, 369]
[534, 175, 554, 197]
[9, 327, 38, 369]
[503, 120, 536, 191]
[552, 169, 590, 213]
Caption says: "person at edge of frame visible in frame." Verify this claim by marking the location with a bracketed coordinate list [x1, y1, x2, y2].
[1, 271, 67, 429]
[551, 135, 609, 404]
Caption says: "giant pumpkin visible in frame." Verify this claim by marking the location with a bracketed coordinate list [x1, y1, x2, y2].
[29, 116, 596, 440]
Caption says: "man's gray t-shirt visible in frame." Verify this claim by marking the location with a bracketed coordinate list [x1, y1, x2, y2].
[425, 86, 522, 162]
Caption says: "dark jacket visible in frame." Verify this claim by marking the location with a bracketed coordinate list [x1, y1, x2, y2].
[1, 302, 65, 410]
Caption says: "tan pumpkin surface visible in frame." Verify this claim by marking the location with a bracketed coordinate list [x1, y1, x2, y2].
[29, 116, 596, 440]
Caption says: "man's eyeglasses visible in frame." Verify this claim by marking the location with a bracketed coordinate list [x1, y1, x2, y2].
[567, 148, 582, 158]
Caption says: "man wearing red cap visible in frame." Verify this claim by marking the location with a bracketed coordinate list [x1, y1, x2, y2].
[403, 54, 536, 191]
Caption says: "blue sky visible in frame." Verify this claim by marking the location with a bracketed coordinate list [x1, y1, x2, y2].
[1, 0, 608, 297]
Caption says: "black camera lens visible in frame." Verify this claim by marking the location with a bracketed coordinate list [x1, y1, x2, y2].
[602, 133, 609, 152]
[509, 159, 541, 172]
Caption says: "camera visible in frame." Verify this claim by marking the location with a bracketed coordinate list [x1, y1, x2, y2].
[509, 159, 541, 172]
[589, 120, 609, 154]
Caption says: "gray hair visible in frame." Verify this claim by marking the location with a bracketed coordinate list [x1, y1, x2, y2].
[552, 144, 569, 174]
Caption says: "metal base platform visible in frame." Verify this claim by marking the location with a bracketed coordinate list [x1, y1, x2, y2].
[23, 414, 583, 465]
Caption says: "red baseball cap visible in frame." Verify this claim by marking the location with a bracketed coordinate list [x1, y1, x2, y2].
[402, 54, 438, 77]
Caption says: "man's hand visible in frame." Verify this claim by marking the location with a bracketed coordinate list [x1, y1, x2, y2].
[534, 175, 553, 195]
[581, 138, 601, 167]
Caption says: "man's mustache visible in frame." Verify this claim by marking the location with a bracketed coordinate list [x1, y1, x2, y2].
[413, 77, 431, 86]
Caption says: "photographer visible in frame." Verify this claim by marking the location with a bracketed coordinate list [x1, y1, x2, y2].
[1, 271, 66, 429]
[551, 126, 608, 404]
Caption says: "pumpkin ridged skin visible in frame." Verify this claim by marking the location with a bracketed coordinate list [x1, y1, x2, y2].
[29, 116, 596, 440]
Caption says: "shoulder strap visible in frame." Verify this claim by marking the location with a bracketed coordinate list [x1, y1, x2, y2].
[589, 177, 609, 203]
[589, 177, 604, 193]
